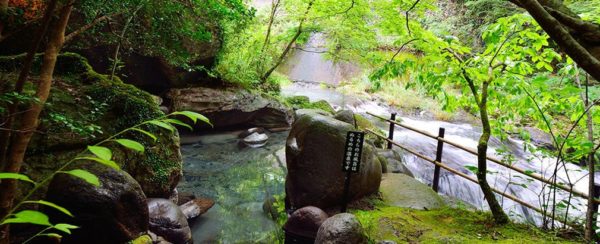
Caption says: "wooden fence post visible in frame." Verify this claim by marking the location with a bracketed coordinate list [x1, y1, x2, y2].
[432, 127, 445, 192]
[387, 113, 397, 149]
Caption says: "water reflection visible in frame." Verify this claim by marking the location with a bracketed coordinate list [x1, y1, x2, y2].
[178, 131, 288, 243]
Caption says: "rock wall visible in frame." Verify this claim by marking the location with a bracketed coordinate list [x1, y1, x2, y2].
[168, 86, 293, 130]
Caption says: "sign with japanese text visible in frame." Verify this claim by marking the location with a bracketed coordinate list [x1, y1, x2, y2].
[342, 131, 364, 173]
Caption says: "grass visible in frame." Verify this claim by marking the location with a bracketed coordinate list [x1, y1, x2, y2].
[354, 206, 584, 244]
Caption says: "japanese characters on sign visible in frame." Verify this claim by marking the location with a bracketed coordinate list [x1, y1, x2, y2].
[342, 131, 364, 173]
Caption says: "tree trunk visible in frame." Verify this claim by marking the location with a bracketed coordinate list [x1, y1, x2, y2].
[477, 82, 509, 225]
[261, 0, 315, 82]
[0, 2, 73, 243]
[580, 73, 596, 241]
[0, 0, 59, 170]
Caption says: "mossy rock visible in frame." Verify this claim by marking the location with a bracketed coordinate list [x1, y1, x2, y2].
[286, 95, 310, 106]
[11, 53, 182, 198]
[285, 96, 335, 114]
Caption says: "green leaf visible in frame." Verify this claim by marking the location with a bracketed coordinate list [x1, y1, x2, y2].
[464, 165, 479, 174]
[76, 157, 120, 170]
[0, 173, 35, 184]
[147, 120, 175, 132]
[171, 111, 212, 126]
[53, 223, 79, 234]
[60, 169, 100, 187]
[114, 139, 145, 152]
[87, 146, 112, 161]
[23, 200, 73, 217]
[39, 233, 62, 239]
[131, 128, 157, 142]
[1, 210, 51, 226]
[163, 119, 193, 131]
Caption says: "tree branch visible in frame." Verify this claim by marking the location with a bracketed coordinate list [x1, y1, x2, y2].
[405, 0, 421, 36]
[64, 14, 117, 44]
[515, 0, 600, 80]
[388, 38, 419, 63]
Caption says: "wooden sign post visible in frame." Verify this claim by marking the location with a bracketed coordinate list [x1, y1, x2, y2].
[341, 131, 364, 213]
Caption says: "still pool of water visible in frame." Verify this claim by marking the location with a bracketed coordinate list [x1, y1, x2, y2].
[177, 131, 288, 243]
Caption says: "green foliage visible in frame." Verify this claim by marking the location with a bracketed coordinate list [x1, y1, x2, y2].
[73, 0, 252, 66]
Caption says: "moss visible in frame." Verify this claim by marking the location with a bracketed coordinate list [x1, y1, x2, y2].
[354, 206, 583, 243]
[284, 96, 335, 114]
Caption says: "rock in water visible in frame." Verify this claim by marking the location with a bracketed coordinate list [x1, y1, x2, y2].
[45, 162, 149, 244]
[285, 113, 381, 210]
[315, 213, 367, 244]
[148, 198, 192, 244]
[179, 198, 215, 219]
[283, 206, 329, 239]
[242, 132, 269, 148]
[379, 174, 444, 210]
[238, 127, 267, 138]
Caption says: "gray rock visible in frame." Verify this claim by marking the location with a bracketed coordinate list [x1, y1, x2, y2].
[315, 213, 367, 244]
[168, 87, 293, 129]
[45, 162, 149, 244]
[284, 206, 329, 239]
[294, 108, 333, 120]
[524, 126, 555, 150]
[238, 127, 267, 138]
[334, 110, 356, 125]
[380, 174, 444, 210]
[286, 113, 382, 209]
[376, 149, 413, 177]
[169, 188, 179, 204]
[148, 198, 192, 244]
[179, 198, 215, 219]
[242, 132, 269, 148]
[387, 159, 414, 177]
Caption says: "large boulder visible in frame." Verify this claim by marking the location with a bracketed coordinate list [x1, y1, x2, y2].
[285, 113, 381, 210]
[168, 87, 293, 130]
[379, 174, 444, 210]
[45, 162, 149, 244]
[315, 213, 367, 244]
[148, 198, 193, 244]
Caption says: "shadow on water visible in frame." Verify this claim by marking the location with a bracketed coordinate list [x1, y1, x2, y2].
[178, 131, 288, 243]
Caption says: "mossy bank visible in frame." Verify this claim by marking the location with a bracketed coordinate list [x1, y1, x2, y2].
[0, 53, 182, 198]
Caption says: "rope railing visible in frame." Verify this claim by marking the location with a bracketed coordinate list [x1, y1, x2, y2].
[366, 111, 599, 204]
